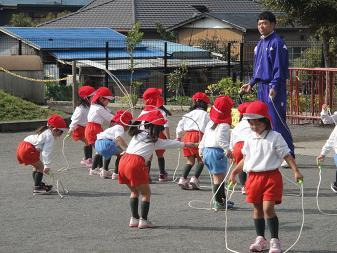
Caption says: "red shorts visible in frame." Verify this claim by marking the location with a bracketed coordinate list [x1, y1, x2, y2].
[72, 125, 86, 141]
[16, 141, 40, 165]
[118, 154, 149, 187]
[155, 132, 167, 156]
[232, 141, 244, 164]
[245, 169, 283, 205]
[85, 122, 103, 145]
[183, 131, 203, 157]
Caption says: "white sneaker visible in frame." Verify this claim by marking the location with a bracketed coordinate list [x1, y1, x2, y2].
[178, 177, 190, 190]
[111, 172, 118, 180]
[281, 160, 289, 168]
[129, 217, 139, 228]
[269, 238, 282, 253]
[249, 236, 268, 252]
[241, 186, 246, 195]
[89, 168, 100, 176]
[189, 176, 200, 190]
[100, 169, 112, 179]
[138, 218, 154, 229]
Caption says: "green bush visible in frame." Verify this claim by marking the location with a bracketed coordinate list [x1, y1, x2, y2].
[45, 83, 74, 101]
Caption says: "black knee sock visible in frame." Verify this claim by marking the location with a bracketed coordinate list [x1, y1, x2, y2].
[98, 155, 103, 168]
[140, 201, 150, 220]
[103, 158, 111, 171]
[146, 161, 151, 174]
[34, 172, 43, 187]
[92, 154, 102, 169]
[130, 198, 140, 219]
[114, 156, 120, 174]
[84, 145, 92, 159]
[32, 171, 37, 181]
[267, 216, 279, 239]
[213, 184, 225, 203]
[194, 163, 204, 178]
[158, 157, 166, 174]
[254, 218, 265, 237]
[182, 164, 193, 179]
[238, 172, 247, 186]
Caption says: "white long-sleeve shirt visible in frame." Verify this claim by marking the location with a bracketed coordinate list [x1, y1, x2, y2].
[126, 131, 184, 161]
[229, 119, 253, 150]
[87, 104, 114, 125]
[176, 109, 210, 138]
[320, 109, 337, 125]
[97, 124, 125, 141]
[320, 125, 337, 156]
[69, 105, 90, 130]
[24, 129, 55, 169]
[242, 130, 290, 172]
[199, 121, 230, 152]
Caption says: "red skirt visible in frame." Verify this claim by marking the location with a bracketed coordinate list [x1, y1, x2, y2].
[232, 141, 244, 164]
[72, 125, 86, 141]
[118, 154, 149, 187]
[155, 132, 167, 156]
[16, 141, 40, 165]
[84, 122, 103, 145]
[245, 169, 283, 205]
[182, 131, 203, 157]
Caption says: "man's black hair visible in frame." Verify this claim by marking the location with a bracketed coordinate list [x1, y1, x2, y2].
[258, 11, 276, 24]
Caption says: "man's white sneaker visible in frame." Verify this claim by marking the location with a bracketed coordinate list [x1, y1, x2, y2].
[138, 218, 154, 229]
[249, 236, 268, 252]
[129, 217, 139, 228]
[178, 177, 190, 190]
[189, 176, 201, 190]
[269, 238, 281, 253]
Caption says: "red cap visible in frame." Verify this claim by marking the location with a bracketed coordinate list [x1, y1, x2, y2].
[156, 96, 164, 107]
[91, 87, 113, 103]
[47, 114, 67, 130]
[112, 110, 133, 126]
[136, 110, 167, 125]
[192, 92, 210, 104]
[243, 100, 272, 122]
[78, 86, 95, 98]
[209, 96, 234, 124]
[143, 88, 162, 100]
[237, 102, 252, 115]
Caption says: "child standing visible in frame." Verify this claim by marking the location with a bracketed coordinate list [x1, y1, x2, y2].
[95, 110, 132, 179]
[229, 102, 252, 194]
[68, 85, 96, 167]
[84, 87, 114, 176]
[199, 96, 235, 210]
[118, 110, 194, 229]
[176, 92, 210, 190]
[229, 101, 303, 253]
[16, 114, 67, 195]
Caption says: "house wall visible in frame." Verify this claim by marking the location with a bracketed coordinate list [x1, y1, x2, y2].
[0, 34, 36, 56]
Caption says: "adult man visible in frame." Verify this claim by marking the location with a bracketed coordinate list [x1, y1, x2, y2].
[240, 11, 294, 158]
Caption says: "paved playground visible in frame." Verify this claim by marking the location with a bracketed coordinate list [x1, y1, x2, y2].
[1, 112, 337, 253]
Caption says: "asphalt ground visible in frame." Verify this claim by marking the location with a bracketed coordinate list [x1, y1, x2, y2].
[1, 111, 337, 253]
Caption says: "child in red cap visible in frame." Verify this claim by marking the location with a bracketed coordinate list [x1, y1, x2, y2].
[94, 110, 132, 179]
[229, 101, 303, 253]
[139, 88, 171, 182]
[118, 110, 194, 229]
[84, 87, 115, 176]
[199, 96, 235, 210]
[16, 114, 67, 195]
[68, 85, 96, 168]
[229, 102, 252, 194]
[176, 92, 210, 190]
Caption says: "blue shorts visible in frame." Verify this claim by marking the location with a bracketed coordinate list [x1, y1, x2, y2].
[203, 147, 227, 175]
[95, 139, 121, 159]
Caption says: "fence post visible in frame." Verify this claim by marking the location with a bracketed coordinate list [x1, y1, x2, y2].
[240, 42, 244, 82]
[72, 61, 77, 111]
[163, 41, 168, 104]
[227, 42, 231, 77]
[105, 41, 109, 87]
[18, 40, 22, 55]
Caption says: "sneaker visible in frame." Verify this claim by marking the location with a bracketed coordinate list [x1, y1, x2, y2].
[212, 200, 234, 211]
[89, 168, 100, 176]
[80, 158, 92, 167]
[111, 172, 118, 180]
[178, 177, 190, 190]
[129, 217, 139, 228]
[269, 238, 281, 253]
[241, 186, 246, 195]
[138, 218, 154, 229]
[158, 172, 169, 182]
[100, 169, 112, 179]
[331, 183, 337, 193]
[33, 186, 51, 195]
[281, 160, 289, 168]
[249, 236, 268, 252]
[41, 182, 53, 192]
[189, 176, 200, 190]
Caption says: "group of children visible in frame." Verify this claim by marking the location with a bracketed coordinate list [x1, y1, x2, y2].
[26, 84, 337, 253]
